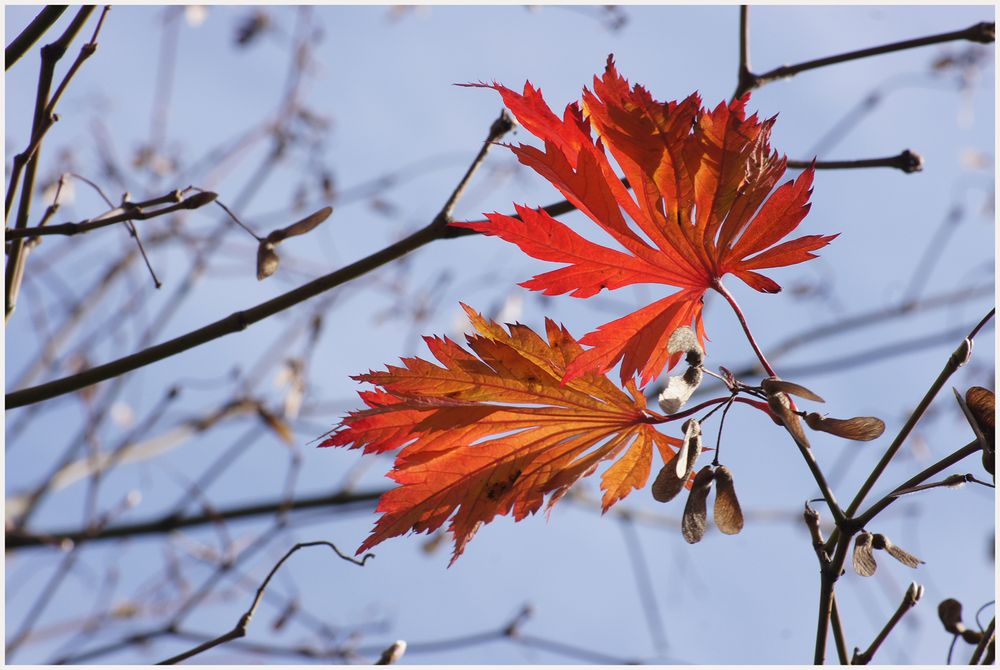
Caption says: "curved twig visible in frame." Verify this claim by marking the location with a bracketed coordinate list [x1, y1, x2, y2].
[157, 541, 371, 664]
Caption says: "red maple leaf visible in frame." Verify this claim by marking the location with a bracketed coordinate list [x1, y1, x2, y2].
[454, 56, 836, 385]
[322, 304, 679, 564]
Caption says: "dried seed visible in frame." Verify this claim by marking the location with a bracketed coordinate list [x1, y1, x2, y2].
[938, 598, 965, 634]
[961, 629, 984, 645]
[681, 466, 715, 544]
[257, 406, 295, 444]
[964, 386, 995, 476]
[657, 371, 700, 414]
[179, 190, 218, 209]
[676, 419, 702, 479]
[767, 391, 810, 449]
[667, 325, 704, 368]
[652, 420, 703, 503]
[712, 465, 744, 535]
[761, 377, 825, 403]
[651, 459, 686, 503]
[667, 325, 701, 355]
[852, 531, 877, 577]
[803, 413, 886, 441]
[265, 206, 333, 244]
[682, 365, 703, 388]
[965, 386, 995, 443]
[876, 534, 924, 569]
[256, 241, 280, 280]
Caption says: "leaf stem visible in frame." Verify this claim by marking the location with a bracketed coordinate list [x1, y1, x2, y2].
[712, 279, 776, 377]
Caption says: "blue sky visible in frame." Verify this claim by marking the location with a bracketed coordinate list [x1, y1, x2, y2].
[5, 4, 995, 664]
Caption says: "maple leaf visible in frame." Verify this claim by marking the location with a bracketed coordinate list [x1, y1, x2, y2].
[322, 304, 679, 564]
[454, 56, 837, 385]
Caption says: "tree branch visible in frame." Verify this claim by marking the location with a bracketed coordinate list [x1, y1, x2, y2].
[851, 583, 924, 664]
[5, 6, 68, 70]
[6, 487, 387, 549]
[4, 190, 216, 240]
[6, 6, 110, 322]
[739, 21, 995, 94]
[787, 150, 922, 173]
[157, 541, 371, 664]
[6, 110, 514, 409]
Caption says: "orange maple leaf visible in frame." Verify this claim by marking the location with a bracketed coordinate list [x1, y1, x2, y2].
[322, 304, 679, 564]
[454, 56, 837, 385]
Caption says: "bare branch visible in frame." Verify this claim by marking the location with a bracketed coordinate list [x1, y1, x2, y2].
[6, 109, 515, 409]
[740, 21, 995, 94]
[157, 541, 371, 664]
[5, 6, 68, 70]
[851, 583, 924, 664]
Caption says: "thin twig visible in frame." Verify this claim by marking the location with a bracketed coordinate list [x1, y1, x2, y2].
[6, 488, 387, 550]
[970, 617, 995, 664]
[830, 595, 849, 665]
[787, 150, 922, 173]
[5, 6, 96, 322]
[851, 440, 982, 530]
[156, 541, 371, 664]
[842, 309, 992, 526]
[814, 535, 853, 664]
[851, 582, 923, 664]
[734, 6, 752, 99]
[740, 21, 995, 94]
[4, 191, 216, 240]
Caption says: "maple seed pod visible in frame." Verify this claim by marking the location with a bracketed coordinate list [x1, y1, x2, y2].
[681, 466, 715, 544]
[256, 240, 280, 280]
[265, 206, 333, 244]
[180, 190, 218, 209]
[651, 420, 703, 503]
[767, 391, 810, 449]
[658, 369, 701, 414]
[873, 534, 924, 569]
[961, 628, 985, 645]
[651, 457, 686, 503]
[803, 413, 885, 441]
[761, 377, 825, 403]
[675, 419, 703, 479]
[938, 598, 966, 635]
[962, 386, 995, 476]
[658, 326, 704, 413]
[712, 465, 744, 535]
[852, 531, 877, 577]
[964, 386, 995, 446]
[667, 325, 702, 358]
